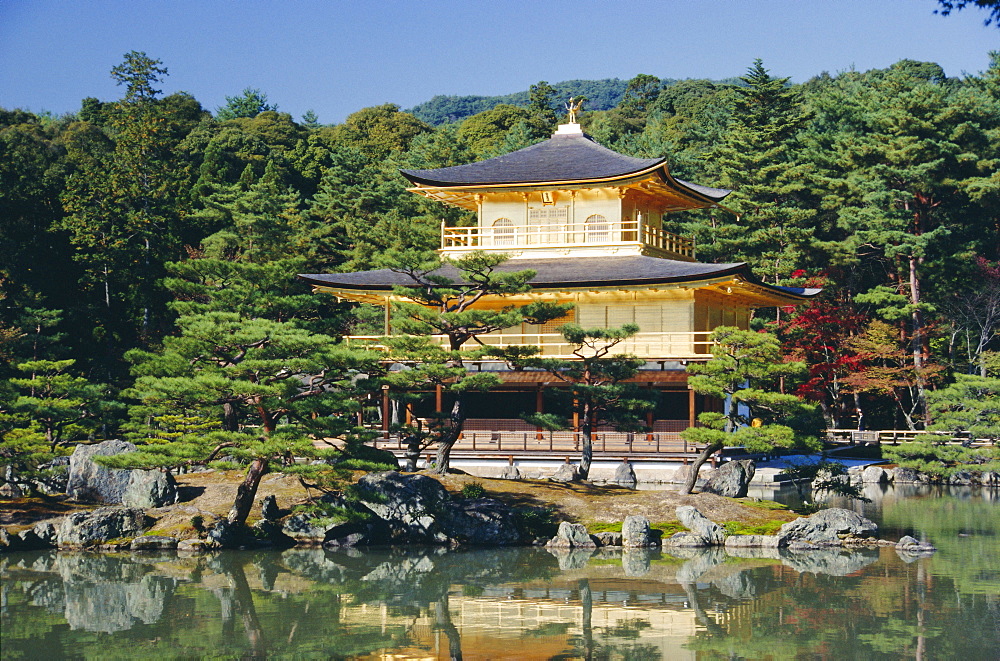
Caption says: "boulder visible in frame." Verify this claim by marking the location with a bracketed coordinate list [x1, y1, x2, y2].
[892, 467, 929, 484]
[676, 506, 726, 545]
[862, 465, 889, 484]
[612, 460, 637, 489]
[67, 440, 137, 503]
[260, 494, 280, 521]
[546, 521, 597, 548]
[282, 513, 337, 544]
[702, 459, 755, 498]
[67, 440, 177, 507]
[550, 463, 578, 483]
[672, 464, 708, 489]
[895, 535, 936, 553]
[323, 519, 392, 548]
[621, 515, 656, 547]
[57, 506, 148, 548]
[441, 498, 525, 546]
[355, 471, 451, 544]
[664, 531, 715, 547]
[206, 519, 242, 548]
[724, 534, 783, 549]
[33, 521, 59, 547]
[122, 469, 178, 508]
[594, 531, 622, 547]
[0, 481, 23, 498]
[130, 535, 178, 551]
[948, 470, 979, 486]
[177, 539, 213, 554]
[777, 508, 878, 546]
[499, 464, 521, 480]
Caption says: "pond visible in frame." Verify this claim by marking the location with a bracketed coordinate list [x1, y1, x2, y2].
[2, 486, 998, 660]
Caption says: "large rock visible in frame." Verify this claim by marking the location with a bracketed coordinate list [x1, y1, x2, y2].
[676, 506, 726, 545]
[611, 460, 637, 489]
[122, 470, 178, 508]
[261, 494, 280, 521]
[354, 471, 523, 546]
[550, 463, 579, 483]
[777, 508, 878, 546]
[441, 498, 525, 546]
[672, 464, 708, 489]
[892, 467, 930, 484]
[724, 534, 783, 549]
[546, 521, 597, 548]
[355, 471, 451, 544]
[621, 515, 656, 547]
[702, 459, 755, 498]
[67, 440, 137, 503]
[57, 506, 148, 548]
[499, 464, 521, 480]
[861, 465, 889, 484]
[67, 440, 177, 507]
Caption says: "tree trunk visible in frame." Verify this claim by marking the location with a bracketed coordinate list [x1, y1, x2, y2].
[222, 402, 239, 432]
[579, 401, 593, 480]
[430, 395, 465, 475]
[227, 457, 268, 526]
[434, 592, 463, 661]
[680, 442, 722, 495]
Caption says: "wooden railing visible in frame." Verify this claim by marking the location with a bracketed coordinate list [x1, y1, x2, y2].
[825, 429, 994, 447]
[343, 331, 714, 360]
[441, 219, 695, 259]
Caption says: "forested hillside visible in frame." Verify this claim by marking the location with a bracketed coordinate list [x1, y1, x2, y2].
[2, 52, 999, 475]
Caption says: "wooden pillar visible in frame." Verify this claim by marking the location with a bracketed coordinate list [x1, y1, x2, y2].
[646, 384, 655, 440]
[381, 386, 390, 438]
[688, 388, 696, 428]
[535, 385, 544, 439]
[435, 384, 443, 413]
[383, 296, 391, 335]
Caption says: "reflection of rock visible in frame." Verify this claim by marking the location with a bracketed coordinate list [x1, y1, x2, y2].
[621, 548, 652, 576]
[57, 507, 148, 548]
[777, 508, 877, 545]
[675, 506, 726, 545]
[130, 536, 178, 551]
[703, 459, 755, 498]
[713, 570, 760, 599]
[671, 546, 727, 583]
[622, 516, 655, 547]
[724, 545, 782, 560]
[53, 553, 177, 633]
[547, 548, 595, 570]
[778, 547, 878, 576]
[281, 548, 350, 583]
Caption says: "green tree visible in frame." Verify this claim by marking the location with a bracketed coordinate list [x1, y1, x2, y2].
[700, 60, 815, 284]
[216, 87, 277, 120]
[380, 250, 570, 473]
[501, 324, 654, 480]
[122, 312, 381, 528]
[927, 373, 1000, 442]
[679, 327, 822, 494]
[332, 103, 431, 159]
[458, 104, 532, 158]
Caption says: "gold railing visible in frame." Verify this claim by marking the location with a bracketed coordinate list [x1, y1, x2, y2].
[344, 331, 713, 360]
[441, 219, 695, 259]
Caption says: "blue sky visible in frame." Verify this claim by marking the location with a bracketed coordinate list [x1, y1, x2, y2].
[0, 0, 996, 124]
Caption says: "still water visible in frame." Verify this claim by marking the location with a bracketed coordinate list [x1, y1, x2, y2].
[2, 485, 998, 660]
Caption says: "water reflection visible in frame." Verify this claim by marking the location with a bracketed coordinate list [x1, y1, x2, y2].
[2, 488, 997, 659]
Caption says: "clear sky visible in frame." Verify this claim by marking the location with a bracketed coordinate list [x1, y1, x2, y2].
[0, 0, 996, 124]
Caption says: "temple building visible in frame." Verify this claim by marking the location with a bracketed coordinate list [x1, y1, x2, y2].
[299, 122, 817, 439]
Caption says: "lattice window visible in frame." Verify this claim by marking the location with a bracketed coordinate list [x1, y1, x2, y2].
[585, 214, 610, 243]
[539, 308, 575, 333]
[492, 217, 515, 245]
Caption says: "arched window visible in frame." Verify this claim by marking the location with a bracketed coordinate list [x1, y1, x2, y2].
[492, 217, 515, 246]
[585, 214, 609, 243]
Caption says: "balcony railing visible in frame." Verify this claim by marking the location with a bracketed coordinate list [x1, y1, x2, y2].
[344, 331, 713, 360]
[441, 219, 695, 259]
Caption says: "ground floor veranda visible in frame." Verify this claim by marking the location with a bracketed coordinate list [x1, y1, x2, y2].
[369, 369, 726, 462]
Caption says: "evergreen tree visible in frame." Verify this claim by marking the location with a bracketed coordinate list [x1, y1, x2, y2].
[679, 327, 822, 494]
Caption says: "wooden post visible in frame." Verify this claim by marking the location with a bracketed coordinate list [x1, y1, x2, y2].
[381, 386, 390, 439]
[435, 384, 443, 413]
[535, 386, 544, 440]
[688, 388, 696, 428]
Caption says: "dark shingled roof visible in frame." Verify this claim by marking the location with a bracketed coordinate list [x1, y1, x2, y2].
[400, 132, 730, 202]
[299, 256, 820, 299]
